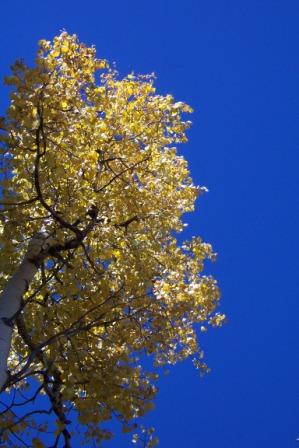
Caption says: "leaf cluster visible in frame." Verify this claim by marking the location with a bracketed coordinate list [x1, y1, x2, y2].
[0, 32, 224, 447]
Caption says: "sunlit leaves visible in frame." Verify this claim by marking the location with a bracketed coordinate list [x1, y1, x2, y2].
[0, 31, 223, 446]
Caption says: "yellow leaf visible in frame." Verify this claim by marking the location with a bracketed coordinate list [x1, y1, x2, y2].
[32, 439, 45, 448]
[61, 43, 69, 53]
[60, 100, 68, 109]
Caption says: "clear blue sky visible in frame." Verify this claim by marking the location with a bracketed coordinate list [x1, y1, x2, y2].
[0, 1, 298, 447]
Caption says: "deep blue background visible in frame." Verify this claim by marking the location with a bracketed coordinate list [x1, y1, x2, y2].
[0, 1, 298, 447]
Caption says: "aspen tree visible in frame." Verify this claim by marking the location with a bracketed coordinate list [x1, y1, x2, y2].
[0, 33, 224, 447]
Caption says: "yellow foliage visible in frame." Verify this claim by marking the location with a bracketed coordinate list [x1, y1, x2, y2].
[32, 439, 45, 448]
[0, 31, 224, 446]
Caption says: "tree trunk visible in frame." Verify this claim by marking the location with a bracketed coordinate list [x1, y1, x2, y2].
[0, 233, 49, 390]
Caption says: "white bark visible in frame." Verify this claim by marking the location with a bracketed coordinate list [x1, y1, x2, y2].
[0, 233, 52, 390]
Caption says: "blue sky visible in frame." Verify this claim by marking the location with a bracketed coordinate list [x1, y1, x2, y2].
[1, 1, 299, 447]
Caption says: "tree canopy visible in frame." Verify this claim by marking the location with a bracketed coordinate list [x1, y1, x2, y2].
[0, 32, 224, 447]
